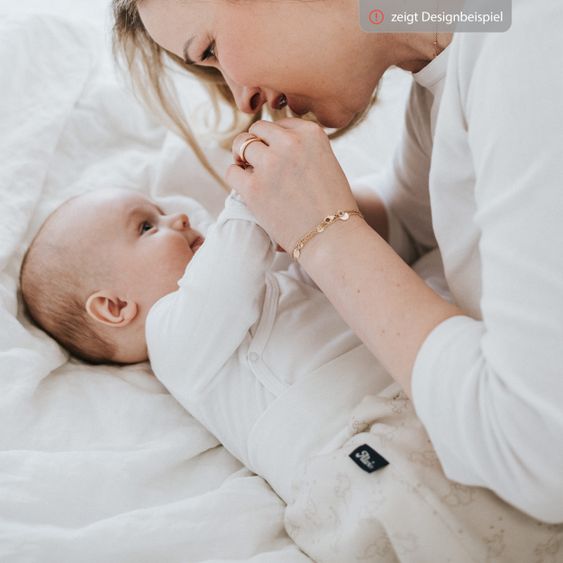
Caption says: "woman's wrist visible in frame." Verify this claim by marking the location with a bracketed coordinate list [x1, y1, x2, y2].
[295, 213, 369, 266]
[292, 210, 364, 260]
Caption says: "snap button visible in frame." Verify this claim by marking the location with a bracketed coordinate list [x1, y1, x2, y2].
[248, 352, 259, 363]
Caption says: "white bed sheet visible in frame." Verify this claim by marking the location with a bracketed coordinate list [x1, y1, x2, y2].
[0, 7, 410, 562]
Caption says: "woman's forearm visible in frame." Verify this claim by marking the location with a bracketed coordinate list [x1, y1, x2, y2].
[299, 217, 463, 397]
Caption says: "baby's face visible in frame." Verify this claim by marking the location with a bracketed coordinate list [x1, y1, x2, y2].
[64, 189, 204, 314]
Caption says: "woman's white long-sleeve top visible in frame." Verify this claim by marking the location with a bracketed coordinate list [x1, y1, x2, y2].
[373, 0, 563, 523]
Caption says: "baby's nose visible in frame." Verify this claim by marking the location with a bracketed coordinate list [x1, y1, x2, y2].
[171, 213, 190, 230]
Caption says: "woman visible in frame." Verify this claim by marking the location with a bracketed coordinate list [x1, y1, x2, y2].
[113, 0, 563, 523]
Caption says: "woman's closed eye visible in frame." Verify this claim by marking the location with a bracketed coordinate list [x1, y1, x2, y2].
[200, 41, 216, 63]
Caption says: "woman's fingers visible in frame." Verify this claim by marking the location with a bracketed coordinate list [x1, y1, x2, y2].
[245, 117, 323, 147]
[258, 117, 314, 131]
[248, 119, 297, 143]
[232, 132, 269, 166]
[232, 119, 328, 168]
[225, 163, 251, 196]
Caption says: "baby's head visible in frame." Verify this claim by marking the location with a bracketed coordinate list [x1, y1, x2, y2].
[20, 188, 204, 365]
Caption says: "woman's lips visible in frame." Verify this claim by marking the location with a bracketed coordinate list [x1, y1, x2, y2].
[287, 99, 308, 116]
[271, 94, 288, 110]
[271, 94, 308, 115]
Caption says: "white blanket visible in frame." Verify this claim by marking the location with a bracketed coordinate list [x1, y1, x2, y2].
[0, 12, 410, 562]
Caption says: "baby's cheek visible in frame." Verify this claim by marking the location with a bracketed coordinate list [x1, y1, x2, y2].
[169, 245, 192, 276]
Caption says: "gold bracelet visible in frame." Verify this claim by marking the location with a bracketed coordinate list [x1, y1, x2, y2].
[292, 210, 363, 260]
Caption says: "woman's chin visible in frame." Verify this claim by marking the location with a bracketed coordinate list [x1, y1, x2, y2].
[315, 110, 355, 130]
[290, 106, 355, 130]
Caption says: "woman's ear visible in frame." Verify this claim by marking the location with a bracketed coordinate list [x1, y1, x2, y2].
[85, 291, 138, 328]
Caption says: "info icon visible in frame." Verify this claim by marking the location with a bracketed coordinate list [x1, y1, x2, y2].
[368, 8, 385, 25]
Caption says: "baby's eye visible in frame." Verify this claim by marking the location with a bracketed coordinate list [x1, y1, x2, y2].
[139, 221, 154, 234]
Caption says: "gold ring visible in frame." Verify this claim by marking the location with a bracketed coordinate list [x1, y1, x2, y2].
[238, 135, 263, 165]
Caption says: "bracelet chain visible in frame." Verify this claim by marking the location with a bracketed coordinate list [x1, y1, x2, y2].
[292, 210, 363, 260]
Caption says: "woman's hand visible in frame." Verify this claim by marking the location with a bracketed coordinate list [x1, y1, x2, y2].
[226, 118, 359, 252]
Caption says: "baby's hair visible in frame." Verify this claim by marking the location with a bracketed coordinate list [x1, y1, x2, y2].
[20, 201, 117, 365]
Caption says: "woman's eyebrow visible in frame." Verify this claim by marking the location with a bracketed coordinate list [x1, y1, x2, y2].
[182, 37, 196, 65]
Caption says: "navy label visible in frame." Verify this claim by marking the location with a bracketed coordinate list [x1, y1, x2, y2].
[349, 444, 389, 473]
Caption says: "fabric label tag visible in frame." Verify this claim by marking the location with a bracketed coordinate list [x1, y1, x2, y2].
[349, 444, 389, 473]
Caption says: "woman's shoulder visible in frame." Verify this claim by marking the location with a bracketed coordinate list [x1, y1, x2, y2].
[445, 0, 562, 114]
[452, 0, 561, 74]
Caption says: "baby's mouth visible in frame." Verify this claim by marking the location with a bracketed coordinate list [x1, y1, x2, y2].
[190, 236, 204, 253]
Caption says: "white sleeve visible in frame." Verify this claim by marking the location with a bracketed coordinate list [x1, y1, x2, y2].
[412, 10, 563, 524]
[146, 193, 276, 396]
[354, 82, 438, 264]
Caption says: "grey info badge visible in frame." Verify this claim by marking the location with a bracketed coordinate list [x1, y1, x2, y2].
[350, 444, 389, 473]
[359, 0, 512, 33]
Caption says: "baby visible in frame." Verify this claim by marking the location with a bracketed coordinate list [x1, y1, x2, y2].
[20, 188, 556, 563]
[20, 188, 206, 365]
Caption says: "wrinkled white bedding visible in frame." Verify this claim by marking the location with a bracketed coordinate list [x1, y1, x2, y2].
[0, 10, 410, 563]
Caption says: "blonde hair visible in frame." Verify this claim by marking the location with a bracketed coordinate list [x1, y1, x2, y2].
[111, 0, 378, 188]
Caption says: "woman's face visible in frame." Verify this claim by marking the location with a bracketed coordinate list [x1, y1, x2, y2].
[138, 0, 389, 128]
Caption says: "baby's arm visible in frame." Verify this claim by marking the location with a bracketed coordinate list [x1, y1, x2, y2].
[146, 193, 277, 394]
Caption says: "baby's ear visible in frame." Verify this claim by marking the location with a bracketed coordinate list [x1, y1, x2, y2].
[85, 291, 138, 328]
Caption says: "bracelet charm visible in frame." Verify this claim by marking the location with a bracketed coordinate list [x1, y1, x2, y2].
[292, 209, 363, 260]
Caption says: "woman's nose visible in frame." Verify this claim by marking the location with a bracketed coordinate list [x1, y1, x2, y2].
[170, 213, 190, 231]
[229, 82, 265, 114]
